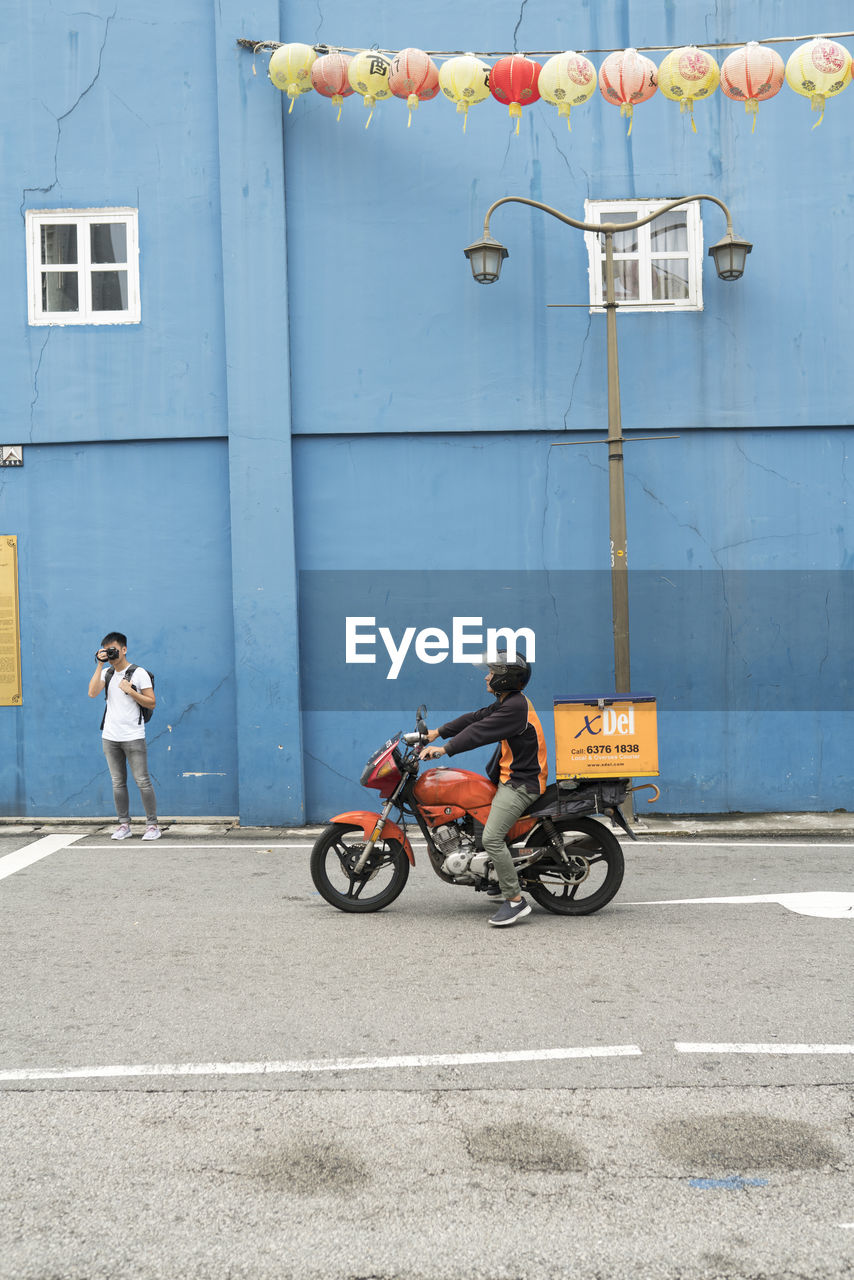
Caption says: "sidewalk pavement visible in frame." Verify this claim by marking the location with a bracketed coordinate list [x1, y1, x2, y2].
[1, 813, 853, 838]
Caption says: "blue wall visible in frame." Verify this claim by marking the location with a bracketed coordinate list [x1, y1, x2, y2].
[1, 0, 852, 819]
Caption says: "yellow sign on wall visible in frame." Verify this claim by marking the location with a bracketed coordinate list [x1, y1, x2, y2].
[554, 694, 658, 778]
[0, 536, 22, 706]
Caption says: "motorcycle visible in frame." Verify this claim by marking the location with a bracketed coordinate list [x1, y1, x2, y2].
[310, 706, 654, 916]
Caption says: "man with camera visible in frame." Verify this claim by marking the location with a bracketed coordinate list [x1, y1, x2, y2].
[87, 632, 160, 841]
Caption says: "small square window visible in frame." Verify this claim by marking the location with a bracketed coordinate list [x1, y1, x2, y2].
[26, 208, 140, 325]
[584, 199, 704, 313]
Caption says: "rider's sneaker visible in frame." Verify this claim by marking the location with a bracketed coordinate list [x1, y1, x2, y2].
[141, 825, 161, 841]
[111, 824, 132, 840]
[488, 896, 532, 927]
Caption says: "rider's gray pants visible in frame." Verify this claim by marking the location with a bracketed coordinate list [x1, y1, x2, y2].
[482, 782, 539, 899]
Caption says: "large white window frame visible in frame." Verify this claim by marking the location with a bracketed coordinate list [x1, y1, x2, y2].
[583, 198, 704, 314]
[25, 208, 140, 326]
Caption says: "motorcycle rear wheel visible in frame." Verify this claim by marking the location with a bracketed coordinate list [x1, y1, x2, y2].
[521, 816, 624, 915]
[310, 823, 410, 913]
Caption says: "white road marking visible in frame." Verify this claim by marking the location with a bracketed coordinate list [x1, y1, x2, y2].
[0, 1044, 643, 1083]
[676, 1043, 854, 1055]
[0, 834, 86, 881]
[633, 840, 854, 848]
[625, 891, 854, 918]
[77, 843, 321, 850]
[72, 842, 434, 851]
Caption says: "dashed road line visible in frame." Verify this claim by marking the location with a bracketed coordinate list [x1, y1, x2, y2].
[676, 1043, 854, 1055]
[626, 891, 854, 918]
[0, 1044, 643, 1083]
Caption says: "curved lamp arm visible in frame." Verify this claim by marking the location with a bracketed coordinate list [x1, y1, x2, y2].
[480, 193, 737, 239]
[465, 194, 751, 283]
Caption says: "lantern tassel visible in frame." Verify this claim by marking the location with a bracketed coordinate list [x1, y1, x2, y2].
[620, 101, 634, 136]
[364, 94, 375, 128]
[407, 92, 419, 127]
[287, 85, 299, 113]
[679, 97, 698, 133]
[810, 93, 826, 128]
[509, 101, 522, 135]
[746, 98, 759, 133]
[558, 103, 572, 132]
[333, 93, 343, 123]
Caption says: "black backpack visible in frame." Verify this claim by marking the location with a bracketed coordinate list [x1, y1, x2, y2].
[100, 663, 155, 729]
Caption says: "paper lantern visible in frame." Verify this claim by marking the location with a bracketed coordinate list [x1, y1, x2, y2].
[785, 38, 852, 127]
[348, 50, 393, 127]
[599, 48, 658, 134]
[489, 54, 542, 134]
[268, 43, 317, 112]
[720, 42, 785, 132]
[389, 48, 440, 126]
[657, 46, 720, 131]
[438, 54, 491, 131]
[538, 51, 597, 131]
[310, 51, 353, 122]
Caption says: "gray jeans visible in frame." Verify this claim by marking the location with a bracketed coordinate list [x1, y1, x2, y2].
[103, 738, 158, 824]
[482, 782, 539, 899]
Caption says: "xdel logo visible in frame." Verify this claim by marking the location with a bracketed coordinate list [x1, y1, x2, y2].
[346, 617, 536, 680]
[574, 707, 637, 739]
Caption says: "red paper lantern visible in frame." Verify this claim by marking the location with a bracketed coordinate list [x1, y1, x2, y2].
[389, 47, 440, 126]
[720, 42, 784, 132]
[599, 48, 658, 134]
[489, 54, 542, 133]
[310, 51, 354, 121]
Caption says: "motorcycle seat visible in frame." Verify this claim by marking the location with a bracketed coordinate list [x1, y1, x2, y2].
[522, 783, 560, 816]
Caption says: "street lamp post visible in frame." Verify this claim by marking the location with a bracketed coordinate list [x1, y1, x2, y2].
[464, 195, 751, 702]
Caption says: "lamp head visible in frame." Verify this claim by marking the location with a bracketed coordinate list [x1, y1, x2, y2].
[708, 230, 752, 281]
[463, 234, 509, 284]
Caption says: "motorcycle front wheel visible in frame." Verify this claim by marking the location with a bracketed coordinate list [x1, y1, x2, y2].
[310, 823, 410, 913]
[520, 816, 624, 915]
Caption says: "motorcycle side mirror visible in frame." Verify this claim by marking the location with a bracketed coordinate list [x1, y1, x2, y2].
[416, 704, 428, 736]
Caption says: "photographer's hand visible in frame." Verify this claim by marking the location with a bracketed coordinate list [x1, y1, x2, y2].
[88, 654, 107, 699]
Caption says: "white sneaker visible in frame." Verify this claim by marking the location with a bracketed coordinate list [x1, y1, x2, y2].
[111, 824, 132, 840]
[142, 825, 161, 841]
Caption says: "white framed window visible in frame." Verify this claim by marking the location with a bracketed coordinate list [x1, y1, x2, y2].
[25, 208, 140, 325]
[584, 198, 704, 313]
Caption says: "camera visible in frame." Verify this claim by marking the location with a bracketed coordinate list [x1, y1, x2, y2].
[97, 646, 120, 662]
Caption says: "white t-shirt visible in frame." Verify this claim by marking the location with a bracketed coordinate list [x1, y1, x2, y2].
[100, 665, 153, 741]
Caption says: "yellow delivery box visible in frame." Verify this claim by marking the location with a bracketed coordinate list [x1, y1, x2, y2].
[554, 694, 658, 779]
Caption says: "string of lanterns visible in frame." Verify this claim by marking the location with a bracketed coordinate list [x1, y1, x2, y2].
[249, 35, 854, 133]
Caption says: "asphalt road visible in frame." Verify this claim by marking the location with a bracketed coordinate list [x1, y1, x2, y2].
[1, 826, 852, 1279]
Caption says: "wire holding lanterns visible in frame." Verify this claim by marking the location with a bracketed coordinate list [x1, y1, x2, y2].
[248, 31, 854, 136]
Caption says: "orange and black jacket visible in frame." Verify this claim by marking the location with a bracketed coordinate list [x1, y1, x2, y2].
[438, 691, 548, 794]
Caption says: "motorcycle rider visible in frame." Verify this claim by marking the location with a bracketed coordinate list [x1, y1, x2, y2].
[420, 650, 548, 927]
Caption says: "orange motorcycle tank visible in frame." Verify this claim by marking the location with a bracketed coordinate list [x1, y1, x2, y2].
[413, 767, 496, 812]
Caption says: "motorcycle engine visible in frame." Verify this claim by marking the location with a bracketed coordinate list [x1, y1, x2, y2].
[433, 823, 477, 877]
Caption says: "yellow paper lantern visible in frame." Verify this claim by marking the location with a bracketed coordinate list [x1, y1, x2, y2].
[657, 46, 720, 132]
[268, 43, 317, 113]
[785, 37, 852, 127]
[348, 50, 393, 127]
[538, 51, 597, 131]
[438, 53, 491, 132]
